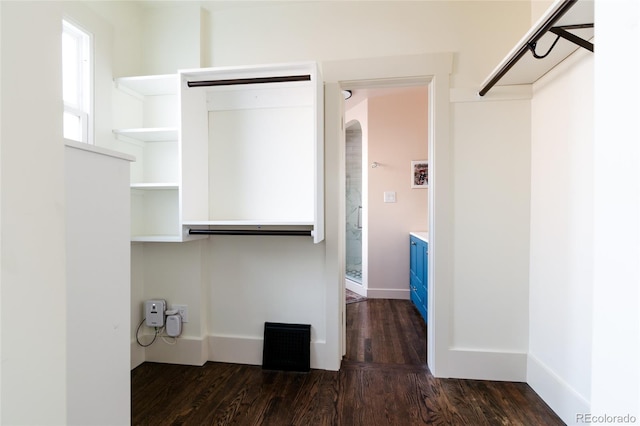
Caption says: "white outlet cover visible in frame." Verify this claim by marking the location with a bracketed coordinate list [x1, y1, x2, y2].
[384, 191, 396, 203]
[172, 304, 188, 323]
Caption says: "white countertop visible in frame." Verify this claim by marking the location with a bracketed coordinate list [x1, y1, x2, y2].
[410, 231, 428, 243]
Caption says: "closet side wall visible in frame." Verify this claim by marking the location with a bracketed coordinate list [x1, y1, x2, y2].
[528, 48, 594, 422]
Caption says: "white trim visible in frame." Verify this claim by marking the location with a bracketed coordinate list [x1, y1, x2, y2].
[62, 18, 93, 144]
[131, 339, 145, 370]
[65, 139, 134, 162]
[366, 288, 410, 300]
[207, 335, 331, 370]
[345, 279, 366, 297]
[527, 353, 591, 424]
[443, 348, 528, 381]
[450, 85, 532, 103]
[143, 336, 208, 367]
[323, 53, 453, 378]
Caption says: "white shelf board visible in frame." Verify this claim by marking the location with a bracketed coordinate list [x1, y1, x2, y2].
[131, 183, 179, 190]
[113, 127, 178, 142]
[131, 235, 183, 243]
[115, 74, 177, 96]
[64, 140, 135, 162]
[183, 220, 315, 227]
[480, 0, 593, 90]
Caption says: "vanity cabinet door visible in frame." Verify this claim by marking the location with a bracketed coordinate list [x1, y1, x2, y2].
[410, 236, 427, 322]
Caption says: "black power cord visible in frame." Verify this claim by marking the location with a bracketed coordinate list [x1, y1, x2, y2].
[135, 317, 159, 347]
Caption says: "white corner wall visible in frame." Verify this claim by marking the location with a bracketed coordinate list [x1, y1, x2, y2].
[141, 241, 210, 367]
[1, 2, 67, 424]
[447, 92, 531, 381]
[591, 0, 640, 421]
[65, 143, 132, 426]
[141, 4, 202, 74]
[528, 46, 594, 423]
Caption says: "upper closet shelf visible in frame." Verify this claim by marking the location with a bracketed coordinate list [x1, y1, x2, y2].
[479, 0, 593, 96]
[114, 74, 177, 98]
[113, 127, 178, 142]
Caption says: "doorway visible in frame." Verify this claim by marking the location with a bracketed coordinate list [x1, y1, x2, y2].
[342, 83, 429, 362]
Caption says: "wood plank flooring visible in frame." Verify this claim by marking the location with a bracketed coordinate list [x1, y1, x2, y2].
[132, 299, 564, 425]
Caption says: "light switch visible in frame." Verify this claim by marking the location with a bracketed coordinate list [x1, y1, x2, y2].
[384, 191, 396, 203]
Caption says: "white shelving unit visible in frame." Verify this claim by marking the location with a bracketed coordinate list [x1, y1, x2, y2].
[112, 62, 324, 243]
[179, 62, 325, 243]
[113, 74, 192, 242]
[113, 127, 179, 142]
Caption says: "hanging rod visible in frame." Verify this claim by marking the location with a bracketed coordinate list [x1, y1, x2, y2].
[479, 0, 590, 97]
[188, 229, 312, 237]
[187, 74, 311, 88]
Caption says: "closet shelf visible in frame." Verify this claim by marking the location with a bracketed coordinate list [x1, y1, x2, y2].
[479, 0, 593, 96]
[113, 127, 178, 142]
[131, 183, 179, 190]
[184, 220, 315, 227]
[131, 235, 184, 243]
[114, 74, 177, 97]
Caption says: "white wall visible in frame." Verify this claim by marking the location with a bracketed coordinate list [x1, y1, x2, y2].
[65, 143, 132, 426]
[142, 241, 210, 366]
[591, 0, 640, 421]
[204, 1, 529, 86]
[2, 1, 637, 422]
[528, 48, 594, 422]
[207, 236, 327, 365]
[451, 96, 531, 357]
[365, 88, 429, 299]
[85, 1, 144, 78]
[63, 2, 116, 151]
[130, 0, 533, 376]
[141, 3, 202, 74]
[1, 2, 67, 424]
[1, 2, 145, 423]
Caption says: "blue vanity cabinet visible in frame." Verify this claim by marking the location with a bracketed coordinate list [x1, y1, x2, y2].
[409, 235, 428, 322]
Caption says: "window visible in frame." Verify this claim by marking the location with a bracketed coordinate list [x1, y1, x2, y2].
[62, 19, 92, 143]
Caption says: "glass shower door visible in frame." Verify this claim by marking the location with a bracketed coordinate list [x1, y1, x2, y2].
[345, 123, 362, 283]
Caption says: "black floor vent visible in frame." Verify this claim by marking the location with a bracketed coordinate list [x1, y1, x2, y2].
[262, 322, 311, 372]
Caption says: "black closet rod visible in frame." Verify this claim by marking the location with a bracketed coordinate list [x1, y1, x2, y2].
[478, 0, 578, 97]
[187, 74, 311, 88]
[189, 229, 312, 236]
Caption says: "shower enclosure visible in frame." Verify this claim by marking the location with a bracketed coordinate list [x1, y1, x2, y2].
[345, 122, 362, 283]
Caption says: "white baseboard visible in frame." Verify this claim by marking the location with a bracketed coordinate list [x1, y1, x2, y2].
[143, 336, 208, 366]
[527, 353, 590, 425]
[207, 335, 263, 365]
[130, 334, 331, 370]
[366, 288, 410, 299]
[345, 279, 366, 296]
[444, 348, 527, 382]
[131, 339, 145, 370]
[207, 334, 330, 370]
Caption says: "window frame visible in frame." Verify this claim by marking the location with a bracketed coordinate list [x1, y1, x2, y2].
[62, 18, 93, 144]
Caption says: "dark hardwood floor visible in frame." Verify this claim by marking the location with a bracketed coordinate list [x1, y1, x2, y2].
[132, 299, 564, 425]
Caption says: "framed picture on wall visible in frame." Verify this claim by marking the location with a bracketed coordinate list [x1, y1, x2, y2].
[411, 160, 428, 188]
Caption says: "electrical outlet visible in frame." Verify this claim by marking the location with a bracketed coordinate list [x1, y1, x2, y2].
[172, 304, 188, 323]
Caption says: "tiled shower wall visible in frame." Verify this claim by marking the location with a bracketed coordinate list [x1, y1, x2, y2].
[346, 125, 362, 282]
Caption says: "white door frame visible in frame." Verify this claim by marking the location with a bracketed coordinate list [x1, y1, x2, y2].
[322, 53, 453, 375]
